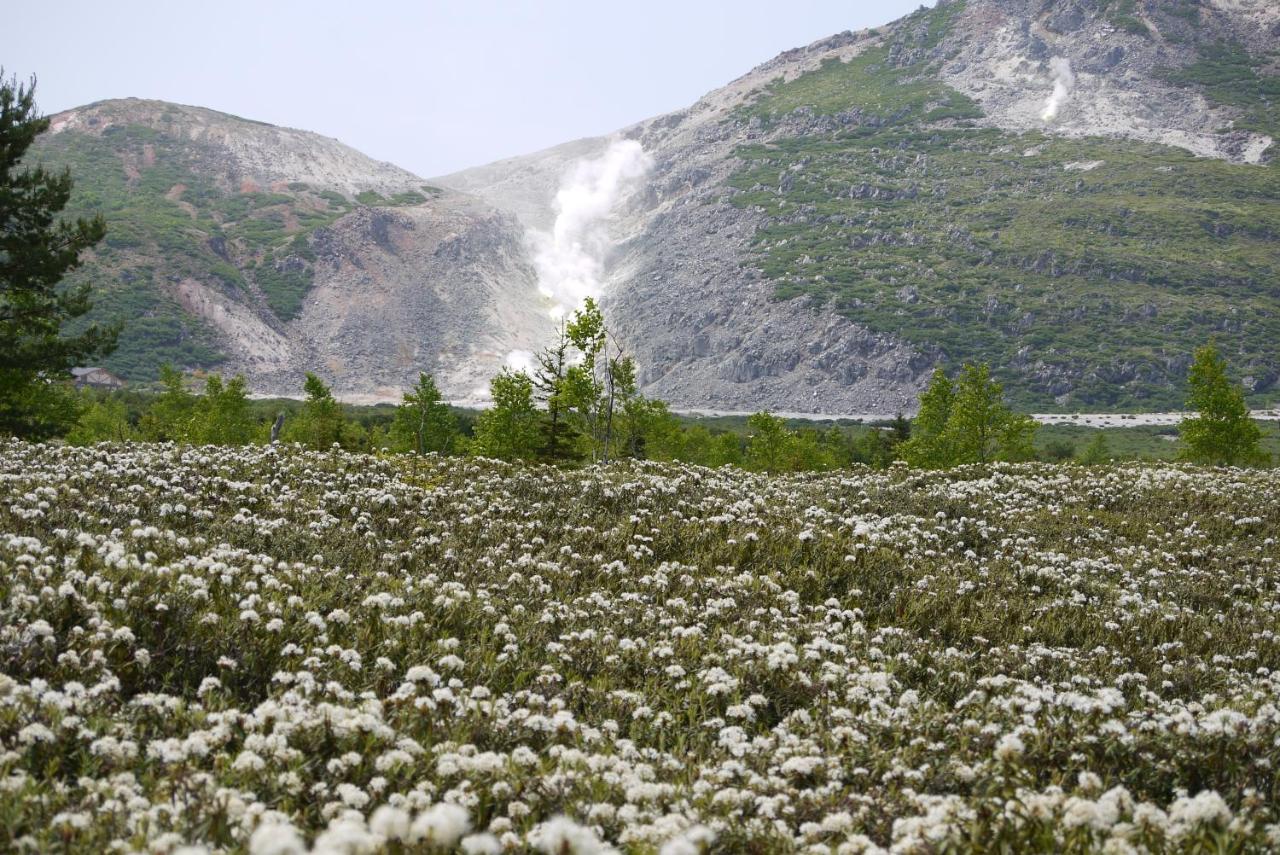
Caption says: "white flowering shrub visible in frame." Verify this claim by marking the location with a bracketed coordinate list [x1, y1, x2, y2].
[1, 439, 1279, 853]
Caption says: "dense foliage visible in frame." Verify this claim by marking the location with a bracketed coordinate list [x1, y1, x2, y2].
[1179, 342, 1265, 466]
[0, 74, 118, 438]
[2, 443, 1279, 852]
[899, 365, 1037, 468]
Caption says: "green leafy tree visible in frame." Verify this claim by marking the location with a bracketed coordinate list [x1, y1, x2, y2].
[899, 368, 955, 468]
[946, 363, 1037, 464]
[660, 424, 717, 466]
[565, 298, 608, 458]
[140, 364, 195, 441]
[790, 428, 840, 472]
[900, 363, 1037, 468]
[471, 370, 541, 461]
[66, 392, 135, 445]
[618, 395, 678, 460]
[189, 374, 255, 445]
[564, 297, 635, 462]
[1179, 342, 1265, 466]
[286, 373, 345, 450]
[1, 73, 119, 437]
[746, 411, 796, 473]
[392, 372, 457, 455]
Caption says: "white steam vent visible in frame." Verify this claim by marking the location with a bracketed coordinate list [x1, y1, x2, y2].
[531, 139, 652, 319]
[1041, 57, 1075, 122]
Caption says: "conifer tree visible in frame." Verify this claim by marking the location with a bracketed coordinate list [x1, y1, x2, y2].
[532, 322, 580, 462]
[1, 73, 118, 437]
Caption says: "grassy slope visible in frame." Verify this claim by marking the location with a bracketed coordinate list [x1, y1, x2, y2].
[728, 3, 1279, 410]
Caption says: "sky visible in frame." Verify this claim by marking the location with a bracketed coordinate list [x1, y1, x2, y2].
[5, 1, 927, 178]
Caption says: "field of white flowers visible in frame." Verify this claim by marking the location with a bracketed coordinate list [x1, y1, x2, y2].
[2, 440, 1278, 854]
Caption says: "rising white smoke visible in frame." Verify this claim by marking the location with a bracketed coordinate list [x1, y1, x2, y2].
[504, 349, 536, 374]
[1041, 57, 1076, 122]
[531, 139, 652, 319]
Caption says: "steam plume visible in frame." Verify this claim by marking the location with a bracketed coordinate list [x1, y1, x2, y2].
[532, 139, 652, 318]
[1041, 57, 1075, 122]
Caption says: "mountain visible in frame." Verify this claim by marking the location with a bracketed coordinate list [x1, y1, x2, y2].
[441, 0, 1280, 411]
[36, 0, 1280, 411]
[35, 99, 551, 401]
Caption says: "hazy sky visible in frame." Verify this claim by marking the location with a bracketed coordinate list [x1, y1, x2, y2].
[6, 1, 926, 177]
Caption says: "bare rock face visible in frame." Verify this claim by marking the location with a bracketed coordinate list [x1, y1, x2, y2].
[938, 0, 1275, 164]
[236, 201, 551, 402]
[438, 39, 943, 414]
[600, 116, 932, 415]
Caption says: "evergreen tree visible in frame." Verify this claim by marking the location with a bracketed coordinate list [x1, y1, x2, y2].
[1, 73, 118, 438]
[392, 372, 457, 455]
[1079, 432, 1111, 465]
[532, 322, 581, 462]
[471, 370, 541, 461]
[853, 427, 898, 469]
[890, 412, 911, 444]
[1179, 342, 1265, 466]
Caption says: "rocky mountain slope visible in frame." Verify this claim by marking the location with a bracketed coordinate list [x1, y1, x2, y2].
[38, 0, 1280, 412]
[36, 99, 551, 400]
[441, 0, 1280, 411]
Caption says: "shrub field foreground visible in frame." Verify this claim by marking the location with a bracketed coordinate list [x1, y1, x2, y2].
[1, 441, 1279, 853]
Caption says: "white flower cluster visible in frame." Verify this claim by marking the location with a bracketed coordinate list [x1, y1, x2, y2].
[0, 440, 1278, 852]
